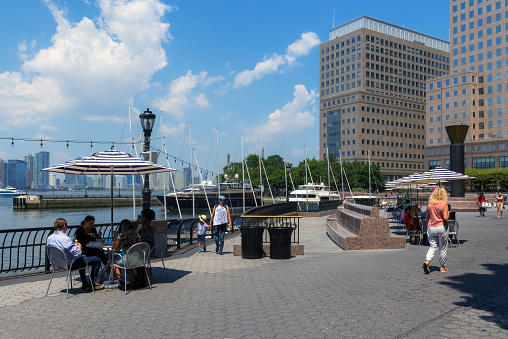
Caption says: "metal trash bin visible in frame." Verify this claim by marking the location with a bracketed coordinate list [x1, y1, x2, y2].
[268, 227, 294, 259]
[240, 226, 265, 259]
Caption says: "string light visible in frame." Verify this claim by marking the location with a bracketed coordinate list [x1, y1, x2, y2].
[11, 138, 14, 147]
[66, 140, 69, 149]
[40, 139, 43, 148]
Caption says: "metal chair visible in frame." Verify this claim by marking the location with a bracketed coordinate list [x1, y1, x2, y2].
[45, 246, 95, 299]
[113, 242, 152, 294]
[150, 234, 168, 280]
[420, 220, 428, 245]
[447, 220, 460, 248]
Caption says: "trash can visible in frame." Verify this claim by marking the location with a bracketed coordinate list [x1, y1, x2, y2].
[240, 226, 265, 259]
[268, 227, 294, 259]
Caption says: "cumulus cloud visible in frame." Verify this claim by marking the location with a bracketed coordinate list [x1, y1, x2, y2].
[156, 70, 224, 119]
[233, 32, 320, 88]
[162, 122, 185, 135]
[0, 0, 173, 129]
[243, 84, 317, 142]
[291, 146, 311, 157]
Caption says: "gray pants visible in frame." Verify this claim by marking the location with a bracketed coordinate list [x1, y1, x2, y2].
[426, 225, 448, 267]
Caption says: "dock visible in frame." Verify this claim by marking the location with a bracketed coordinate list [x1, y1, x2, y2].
[12, 195, 160, 210]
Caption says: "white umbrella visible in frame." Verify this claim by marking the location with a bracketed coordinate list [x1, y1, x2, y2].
[43, 149, 175, 236]
[404, 167, 473, 184]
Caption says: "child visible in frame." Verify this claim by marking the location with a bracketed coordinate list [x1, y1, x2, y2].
[194, 215, 209, 253]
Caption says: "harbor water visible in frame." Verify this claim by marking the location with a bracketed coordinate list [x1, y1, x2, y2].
[0, 190, 198, 230]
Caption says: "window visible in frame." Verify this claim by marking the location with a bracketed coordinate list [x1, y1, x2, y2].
[500, 156, 508, 168]
[429, 160, 440, 170]
[473, 157, 495, 169]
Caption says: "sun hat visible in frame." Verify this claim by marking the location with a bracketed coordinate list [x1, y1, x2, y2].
[219, 195, 225, 200]
[199, 215, 207, 223]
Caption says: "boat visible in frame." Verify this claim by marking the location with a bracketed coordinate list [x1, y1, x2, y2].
[287, 183, 342, 202]
[155, 180, 261, 210]
[0, 186, 27, 197]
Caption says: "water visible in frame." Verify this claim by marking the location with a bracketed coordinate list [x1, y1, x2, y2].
[0, 190, 198, 230]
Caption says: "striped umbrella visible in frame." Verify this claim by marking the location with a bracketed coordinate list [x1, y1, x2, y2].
[43, 149, 175, 232]
[404, 167, 473, 184]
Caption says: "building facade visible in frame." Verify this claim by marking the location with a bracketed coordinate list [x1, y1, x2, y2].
[320, 16, 450, 180]
[33, 151, 50, 189]
[6, 160, 27, 189]
[426, 0, 508, 170]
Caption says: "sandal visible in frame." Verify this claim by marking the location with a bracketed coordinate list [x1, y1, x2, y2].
[440, 267, 448, 272]
[423, 262, 430, 274]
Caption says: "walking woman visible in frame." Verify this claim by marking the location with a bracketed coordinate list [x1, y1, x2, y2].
[495, 192, 504, 219]
[423, 186, 449, 274]
[477, 192, 487, 217]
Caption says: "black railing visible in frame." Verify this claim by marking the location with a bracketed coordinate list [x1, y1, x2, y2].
[242, 202, 298, 216]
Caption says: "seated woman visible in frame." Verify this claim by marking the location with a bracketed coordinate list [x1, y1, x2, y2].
[75, 215, 108, 265]
[113, 219, 141, 289]
[404, 207, 421, 245]
[137, 209, 156, 250]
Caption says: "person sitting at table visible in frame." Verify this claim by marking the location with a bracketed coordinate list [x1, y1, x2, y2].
[404, 207, 421, 245]
[46, 218, 104, 290]
[113, 219, 141, 290]
[75, 215, 108, 266]
[137, 209, 156, 250]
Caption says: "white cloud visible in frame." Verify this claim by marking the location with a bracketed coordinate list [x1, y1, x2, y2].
[244, 84, 317, 142]
[83, 115, 126, 123]
[233, 32, 320, 88]
[0, 0, 173, 129]
[155, 70, 223, 119]
[40, 124, 58, 131]
[291, 146, 310, 157]
[161, 122, 185, 135]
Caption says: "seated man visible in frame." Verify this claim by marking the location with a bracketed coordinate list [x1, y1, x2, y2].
[46, 218, 104, 290]
[137, 209, 156, 250]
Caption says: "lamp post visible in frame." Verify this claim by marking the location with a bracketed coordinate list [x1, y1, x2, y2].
[286, 164, 291, 201]
[139, 108, 156, 210]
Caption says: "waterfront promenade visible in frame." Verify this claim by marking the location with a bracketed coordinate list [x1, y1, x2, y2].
[1, 210, 507, 338]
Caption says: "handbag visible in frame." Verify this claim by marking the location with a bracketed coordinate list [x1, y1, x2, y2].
[481, 202, 491, 208]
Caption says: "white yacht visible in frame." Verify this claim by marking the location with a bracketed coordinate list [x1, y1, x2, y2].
[0, 186, 27, 197]
[287, 183, 342, 202]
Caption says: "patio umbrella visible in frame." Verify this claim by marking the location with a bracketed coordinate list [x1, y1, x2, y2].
[404, 167, 473, 185]
[42, 149, 175, 237]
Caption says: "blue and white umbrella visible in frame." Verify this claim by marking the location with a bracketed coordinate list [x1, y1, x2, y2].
[404, 167, 473, 184]
[43, 149, 175, 232]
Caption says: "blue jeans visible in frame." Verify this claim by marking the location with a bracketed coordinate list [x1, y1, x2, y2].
[71, 255, 102, 285]
[214, 224, 227, 252]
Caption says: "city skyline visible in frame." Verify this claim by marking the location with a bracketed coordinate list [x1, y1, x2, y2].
[0, 0, 449, 174]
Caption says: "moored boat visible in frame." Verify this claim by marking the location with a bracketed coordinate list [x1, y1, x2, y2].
[0, 186, 27, 197]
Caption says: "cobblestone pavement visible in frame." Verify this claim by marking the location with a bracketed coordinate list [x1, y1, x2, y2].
[0, 209, 507, 338]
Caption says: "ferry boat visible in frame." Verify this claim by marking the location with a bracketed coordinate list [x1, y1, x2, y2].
[155, 181, 261, 210]
[0, 186, 27, 197]
[287, 183, 342, 202]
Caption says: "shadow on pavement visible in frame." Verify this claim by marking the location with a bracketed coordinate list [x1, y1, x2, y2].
[439, 263, 508, 330]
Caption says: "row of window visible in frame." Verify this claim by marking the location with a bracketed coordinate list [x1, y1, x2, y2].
[452, 1, 507, 22]
[428, 144, 506, 155]
[454, 57, 508, 71]
[365, 53, 448, 75]
[322, 35, 362, 54]
[430, 156, 508, 171]
[366, 71, 425, 89]
[365, 44, 450, 65]
[321, 54, 361, 71]
[360, 150, 422, 160]
[364, 34, 446, 61]
[452, 0, 500, 12]
[321, 95, 425, 110]
[365, 80, 426, 97]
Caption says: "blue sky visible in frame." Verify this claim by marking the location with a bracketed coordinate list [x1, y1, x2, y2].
[0, 0, 449, 174]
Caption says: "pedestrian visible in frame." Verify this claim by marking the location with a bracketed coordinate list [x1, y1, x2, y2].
[210, 195, 231, 255]
[193, 215, 209, 253]
[477, 192, 487, 217]
[423, 186, 449, 274]
[495, 191, 504, 219]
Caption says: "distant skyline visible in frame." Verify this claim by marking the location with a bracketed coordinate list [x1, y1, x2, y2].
[0, 0, 449, 174]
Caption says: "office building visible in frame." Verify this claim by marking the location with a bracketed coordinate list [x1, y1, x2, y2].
[24, 154, 33, 188]
[426, 0, 508, 170]
[6, 160, 27, 189]
[0, 158, 5, 187]
[320, 16, 450, 179]
[33, 151, 50, 189]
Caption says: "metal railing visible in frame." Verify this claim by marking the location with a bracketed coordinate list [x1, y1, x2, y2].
[241, 215, 300, 244]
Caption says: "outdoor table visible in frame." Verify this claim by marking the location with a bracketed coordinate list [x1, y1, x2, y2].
[87, 241, 117, 289]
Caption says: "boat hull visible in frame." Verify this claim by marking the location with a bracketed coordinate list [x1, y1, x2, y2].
[155, 192, 261, 211]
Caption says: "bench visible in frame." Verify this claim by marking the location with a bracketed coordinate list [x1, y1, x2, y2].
[326, 201, 405, 250]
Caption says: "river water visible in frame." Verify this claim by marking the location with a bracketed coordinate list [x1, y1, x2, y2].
[0, 190, 199, 231]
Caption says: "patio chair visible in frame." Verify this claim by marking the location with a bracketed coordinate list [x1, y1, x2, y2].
[447, 220, 460, 248]
[149, 234, 168, 280]
[45, 246, 95, 299]
[113, 242, 152, 294]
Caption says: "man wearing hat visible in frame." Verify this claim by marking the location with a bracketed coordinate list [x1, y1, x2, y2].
[210, 195, 231, 255]
[193, 215, 209, 253]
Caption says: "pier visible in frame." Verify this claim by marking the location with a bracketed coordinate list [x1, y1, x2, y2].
[12, 195, 160, 210]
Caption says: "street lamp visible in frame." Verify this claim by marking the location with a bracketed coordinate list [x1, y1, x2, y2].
[139, 108, 156, 210]
[286, 164, 291, 201]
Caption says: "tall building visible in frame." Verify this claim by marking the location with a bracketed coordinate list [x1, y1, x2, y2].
[6, 160, 27, 189]
[426, 0, 508, 170]
[0, 158, 5, 187]
[320, 16, 450, 179]
[24, 154, 33, 188]
[33, 151, 50, 189]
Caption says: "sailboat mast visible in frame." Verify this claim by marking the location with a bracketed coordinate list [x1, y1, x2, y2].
[305, 143, 308, 210]
[242, 135, 245, 214]
[190, 123, 195, 217]
[327, 147, 330, 200]
[217, 128, 220, 199]
[128, 105, 136, 220]
[258, 137, 263, 206]
[368, 150, 371, 197]
[283, 140, 288, 201]
[161, 116, 167, 220]
[340, 150, 344, 200]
